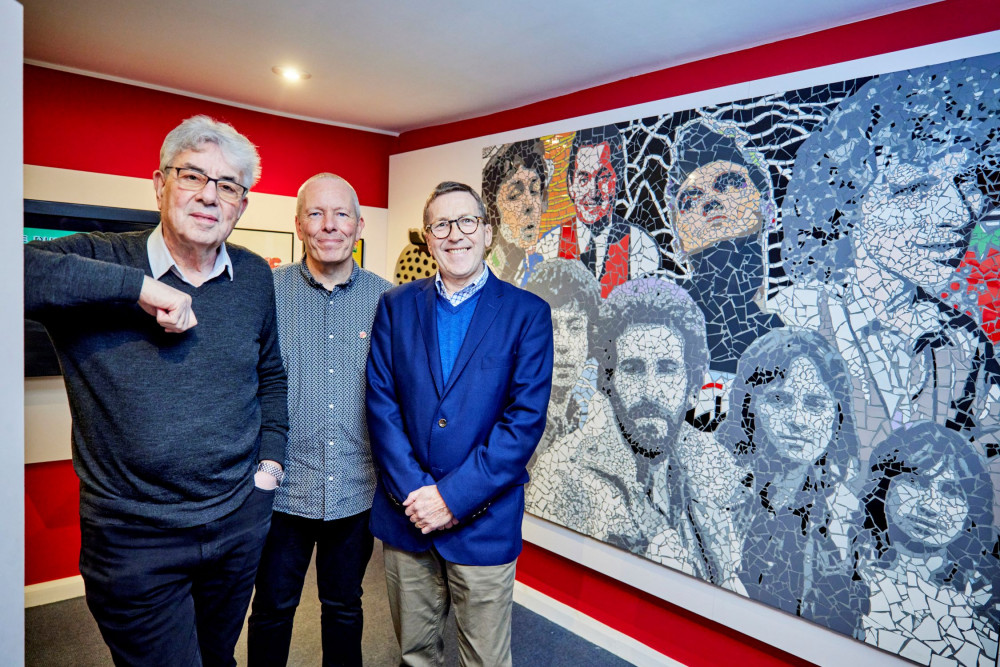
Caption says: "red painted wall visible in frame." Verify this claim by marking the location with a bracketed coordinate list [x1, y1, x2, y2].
[518, 543, 813, 666]
[25, 65, 394, 205]
[25, 460, 79, 586]
[395, 0, 1000, 153]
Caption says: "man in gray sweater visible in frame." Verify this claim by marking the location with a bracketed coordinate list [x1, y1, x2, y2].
[24, 115, 288, 667]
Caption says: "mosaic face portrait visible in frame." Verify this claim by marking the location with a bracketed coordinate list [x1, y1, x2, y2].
[523, 259, 602, 447]
[497, 166, 546, 247]
[611, 323, 687, 453]
[858, 422, 997, 665]
[782, 62, 1000, 291]
[569, 144, 616, 225]
[863, 422, 993, 558]
[855, 151, 977, 291]
[886, 459, 969, 548]
[754, 356, 835, 464]
[599, 278, 708, 463]
[567, 126, 625, 226]
[718, 327, 859, 474]
[483, 139, 550, 251]
[487, 51, 1000, 667]
[666, 119, 775, 258]
[658, 118, 785, 376]
[551, 303, 589, 392]
[720, 334, 861, 544]
[674, 160, 762, 254]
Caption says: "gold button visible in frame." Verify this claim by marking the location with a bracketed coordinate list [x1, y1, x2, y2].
[438, 418, 447, 428]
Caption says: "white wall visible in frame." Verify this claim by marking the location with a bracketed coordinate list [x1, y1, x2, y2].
[386, 31, 1000, 667]
[2, 0, 25, 661]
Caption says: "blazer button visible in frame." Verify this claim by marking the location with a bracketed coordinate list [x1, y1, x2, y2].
[438, 418, 447, 428]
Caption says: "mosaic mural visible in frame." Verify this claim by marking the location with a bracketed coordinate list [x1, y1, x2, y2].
[485, 53, 1000, 666]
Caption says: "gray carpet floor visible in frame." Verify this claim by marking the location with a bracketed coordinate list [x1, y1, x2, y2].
[26, 539, 634, 666]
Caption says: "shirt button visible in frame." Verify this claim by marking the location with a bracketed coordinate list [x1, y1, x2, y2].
[329, 404, 334, 409]
[329, 441, 334, 446]
[328, 369, 335, 373]
[438, 418, 447, 428]
[329, 334, 334, 339]
[328, 476, 334, 481]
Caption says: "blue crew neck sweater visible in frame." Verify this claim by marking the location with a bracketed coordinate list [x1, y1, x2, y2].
[436, 292, 481, 383]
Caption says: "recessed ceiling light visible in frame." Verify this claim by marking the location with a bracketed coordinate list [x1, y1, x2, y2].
[272, 66, 311, 81]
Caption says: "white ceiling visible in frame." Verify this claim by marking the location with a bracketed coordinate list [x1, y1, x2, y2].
[24, 0, 936, 135]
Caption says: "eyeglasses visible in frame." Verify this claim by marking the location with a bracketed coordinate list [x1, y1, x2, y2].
[165, 167, 248, 204]
[425, 216, 484, 239]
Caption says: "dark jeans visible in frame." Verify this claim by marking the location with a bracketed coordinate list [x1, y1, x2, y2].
[79, 486, 275, 667]
[247, 509, 374, 667]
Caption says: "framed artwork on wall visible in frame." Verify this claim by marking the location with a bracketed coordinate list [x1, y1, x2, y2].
[494, 51, 1000, 667]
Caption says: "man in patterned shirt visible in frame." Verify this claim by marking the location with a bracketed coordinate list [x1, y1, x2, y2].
[248, 173, 391, 667]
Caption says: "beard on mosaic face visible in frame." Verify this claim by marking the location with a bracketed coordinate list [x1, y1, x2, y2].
[886, 462, 970, 550]
[569, 143, 617, 225]
[497, 165, 545, 250]
[753, 357, 836, 466]
[674, 161, 763, 254]
[855, 154, 976, 291]
[610, 324, 689, 461]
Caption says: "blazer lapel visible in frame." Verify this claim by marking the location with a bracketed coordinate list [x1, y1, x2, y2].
[443, 272, 503, 395]
[414, 280, 444, 397]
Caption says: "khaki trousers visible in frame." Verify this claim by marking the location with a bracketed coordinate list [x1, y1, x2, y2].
[383, 543, 516, 667]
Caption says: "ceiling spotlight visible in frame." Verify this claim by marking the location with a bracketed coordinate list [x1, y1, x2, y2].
[272, 66, 311, 81]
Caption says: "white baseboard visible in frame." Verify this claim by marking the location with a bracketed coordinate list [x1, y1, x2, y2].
[25, 575, 84, 608]
[513, 581, 684, 667]
[29, 573, 677, 663]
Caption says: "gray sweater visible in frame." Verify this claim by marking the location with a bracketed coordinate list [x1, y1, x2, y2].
[25, 230, 288, 528]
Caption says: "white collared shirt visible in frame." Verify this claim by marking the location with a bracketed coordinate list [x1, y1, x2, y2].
[146, 224, 233, 285]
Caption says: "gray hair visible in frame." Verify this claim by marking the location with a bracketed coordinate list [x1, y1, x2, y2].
[422, 181, 487, 227]
[159, 115, 261, 190]
[296, 173, 362, 220]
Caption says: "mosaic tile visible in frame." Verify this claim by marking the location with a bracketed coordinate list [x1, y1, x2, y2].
[488, 51, 1000, 667]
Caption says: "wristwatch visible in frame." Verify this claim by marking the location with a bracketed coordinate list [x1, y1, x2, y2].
[257, 461, 285, 485]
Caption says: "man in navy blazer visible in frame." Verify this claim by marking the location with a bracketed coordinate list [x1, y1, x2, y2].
[367, 181, 554, 666]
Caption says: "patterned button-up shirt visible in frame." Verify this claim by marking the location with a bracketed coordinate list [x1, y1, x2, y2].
[272, 260, 392, 520]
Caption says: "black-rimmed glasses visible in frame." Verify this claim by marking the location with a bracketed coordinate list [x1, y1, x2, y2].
[165, 166, 248, 204]
[425, 216, 484, 239]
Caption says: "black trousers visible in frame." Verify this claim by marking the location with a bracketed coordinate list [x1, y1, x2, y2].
[247, 509, 374, 667]
[79, 486, 275, 667]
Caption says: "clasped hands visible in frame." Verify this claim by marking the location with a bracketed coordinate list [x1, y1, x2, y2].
[404, 484, 459, 534]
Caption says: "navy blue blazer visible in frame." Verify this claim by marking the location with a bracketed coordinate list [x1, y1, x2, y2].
[366, 270, 554, 565]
